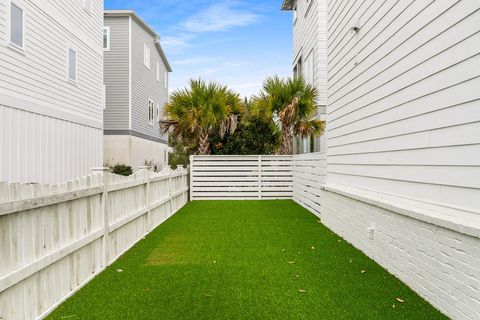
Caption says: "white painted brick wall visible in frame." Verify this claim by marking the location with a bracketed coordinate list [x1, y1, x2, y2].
[321, 190, 480, 320]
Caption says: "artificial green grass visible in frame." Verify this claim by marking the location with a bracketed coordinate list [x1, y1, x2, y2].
[48, 200, 446, 320]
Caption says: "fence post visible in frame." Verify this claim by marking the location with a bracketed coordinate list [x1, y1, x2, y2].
[139, 166, 151, 231]
[258, 155, 262, 199]
[92, 167, 109, 268]
[189, 155, 194, 201]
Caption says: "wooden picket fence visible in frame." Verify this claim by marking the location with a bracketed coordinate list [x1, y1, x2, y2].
[190, 155, 293, 200]
[0, 167, 189, 320]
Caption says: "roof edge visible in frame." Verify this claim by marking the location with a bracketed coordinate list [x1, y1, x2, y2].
[105, 10, 172, 72]
[281, 0, 294, 10]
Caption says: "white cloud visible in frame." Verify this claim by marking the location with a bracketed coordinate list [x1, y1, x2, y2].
[161, 34, 193, 51]
[183, 1, 260, 33]
[172, 57, 216, 65]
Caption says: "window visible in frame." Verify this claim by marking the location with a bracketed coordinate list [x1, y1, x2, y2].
[293, 4, 297, 23]
[103, 27, 110, 51]
[303, 50, 314, 85]
[84, 0, 92, 12]
[293, 57, 302, 79]
[156, 105, 160, 121]
[10, 2, 24, 48]
[68, 48, 77, 82]
[144, 44, 150, 69]
[156, 62, 160, 82]
[305, 0, 314, 17]
[164, 72, 168, 89]
[148, 100, 154, 125]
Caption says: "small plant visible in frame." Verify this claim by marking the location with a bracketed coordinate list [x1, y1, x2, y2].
[111, 164, 133, 176]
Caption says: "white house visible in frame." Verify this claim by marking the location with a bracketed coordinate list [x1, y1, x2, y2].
[282, 0, 328, 154]
[283, 1, 480, 319]
[0, 0, 104, 184]
[103, 10, 172, 171]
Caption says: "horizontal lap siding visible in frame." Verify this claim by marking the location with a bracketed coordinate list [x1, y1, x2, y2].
[131, 20, 168, 141]
[293, 0, 328, 107]
[104, 16, 130, 130]
[0, 0, 104, 124]
[327, 0, 480, 213]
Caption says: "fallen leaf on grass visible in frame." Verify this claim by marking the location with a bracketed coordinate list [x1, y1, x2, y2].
[311, 246, 316, 250]
[288, 261, 296, 264]
[360, 270, 366, 274]
[392, 304, 396, 309]
[298, 289, 307, 293]
[213, 260, 217, 264]
[117, 269, 123, 273]
[281, 249, 286, 253]
[396, 298, 405, 303]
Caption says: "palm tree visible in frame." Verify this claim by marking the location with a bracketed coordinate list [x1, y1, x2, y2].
[252, 76, 325, 155]
[161, 79, 243, 155]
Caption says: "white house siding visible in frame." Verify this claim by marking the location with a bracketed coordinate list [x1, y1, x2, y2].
[130, 19, 168, 142]
[104, 16, 130, 130]
[326, 0, 480, 213]
[290, 0, 328, 153]
[322, 1, 480, 318]
[0, 0, 104, 184]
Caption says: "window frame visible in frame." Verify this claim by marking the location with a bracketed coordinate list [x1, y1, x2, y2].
[148, 99, 155, 125]
[67, 46, 78, 83]
[144, 44, 151, 69]
[8, 1, 25, 51]
[103, 26, 110, 51]
[293, 4, 298, 24]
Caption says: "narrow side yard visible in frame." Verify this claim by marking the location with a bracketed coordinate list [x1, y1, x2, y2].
[48, 201, 446, 320]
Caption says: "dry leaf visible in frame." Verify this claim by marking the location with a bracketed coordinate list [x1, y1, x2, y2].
[396, 298, 405, 303]
[311, 246, 316, 250]
[298, 289, 307, 293]
[281, 249, 286, 253]
[117, 269, 123, 273]
[392, 304, 396, 309]
[360, 270, 366, 274]
[288, 261, 296, 264]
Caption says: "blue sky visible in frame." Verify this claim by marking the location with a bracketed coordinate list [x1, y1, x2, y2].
[104, 0, 293, 98]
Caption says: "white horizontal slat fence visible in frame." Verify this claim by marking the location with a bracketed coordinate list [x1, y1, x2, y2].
[292, 152, 327, 217]
[190, 155, 293, 200]
[0, 167, 189, 320]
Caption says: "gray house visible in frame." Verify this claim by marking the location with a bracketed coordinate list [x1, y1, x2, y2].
[103, 10, 172, 170]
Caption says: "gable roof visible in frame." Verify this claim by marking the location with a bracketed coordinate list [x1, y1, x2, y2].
[104, 10, 172, 72]
[281, 0, 294, 10]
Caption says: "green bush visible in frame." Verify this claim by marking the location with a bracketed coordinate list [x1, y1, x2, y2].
[210, 118, 281, 155]
[111, 164, 133, 176]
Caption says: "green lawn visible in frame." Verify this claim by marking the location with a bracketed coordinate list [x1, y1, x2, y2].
[48, 200, 446, 320]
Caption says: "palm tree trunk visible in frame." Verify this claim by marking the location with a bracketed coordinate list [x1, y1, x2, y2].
[198, 131, 210, 155]
[280, 127, 292, 155]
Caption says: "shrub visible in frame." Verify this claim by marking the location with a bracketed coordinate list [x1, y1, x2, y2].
[111, 164, 133, 176]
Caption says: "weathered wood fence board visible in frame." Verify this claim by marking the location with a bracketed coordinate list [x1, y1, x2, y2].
[0, 167, 189, 320]
[190, 155, 293, 200]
